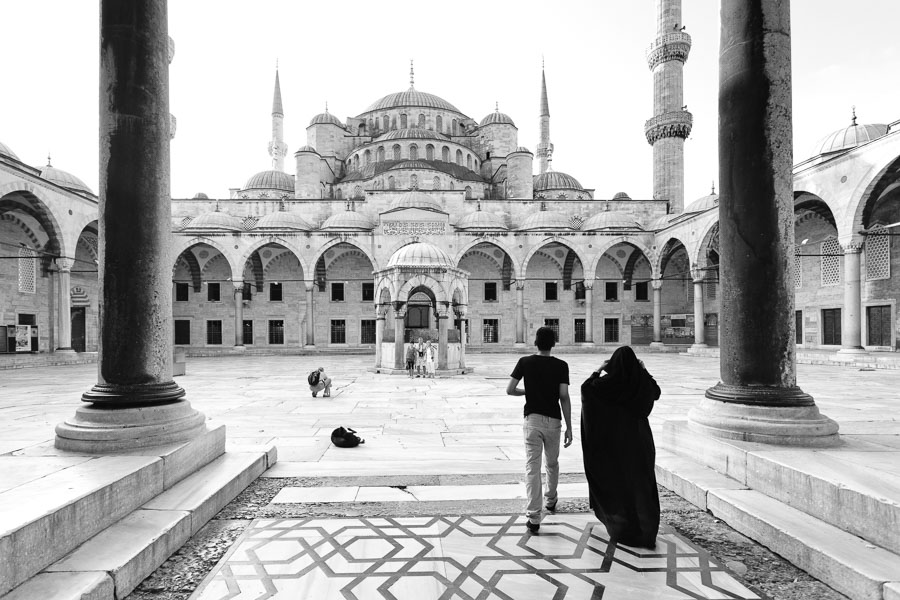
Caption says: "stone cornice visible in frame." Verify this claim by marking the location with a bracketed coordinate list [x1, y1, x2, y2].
[645, 111, 693, 145]
[646, 32, 692, 70]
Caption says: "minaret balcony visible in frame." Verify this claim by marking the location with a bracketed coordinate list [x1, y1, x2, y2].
[644, 110, 693, 145]
[646, 31, 692, 70]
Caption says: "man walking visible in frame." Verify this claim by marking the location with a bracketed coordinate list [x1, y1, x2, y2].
[507, 326, 573, 533]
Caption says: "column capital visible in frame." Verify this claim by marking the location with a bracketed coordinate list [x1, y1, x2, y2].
[841, 241, 864, 254]
[651, 278, 663, 291]
[232, 281, 244, 292]
[515, 280, 526, 291]
[582, 281, 594, 291]
[55, 257, 75, 273]
[691, 267, 705, 283]
[375, 304, 388, 319]
[454, 306, 468, 318]
[304, 280, 316, 292]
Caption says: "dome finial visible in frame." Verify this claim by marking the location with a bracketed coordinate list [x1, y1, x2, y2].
[325, 101, 329, 115]
[495, 101, 499, 113]
[409, 59, 415, 90]
[711, 180, 716, 194]
[46, 152, 52, 167]
[851, 105, 857, 126]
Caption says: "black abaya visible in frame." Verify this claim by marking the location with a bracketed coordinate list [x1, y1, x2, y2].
[580, 346, 661, 548]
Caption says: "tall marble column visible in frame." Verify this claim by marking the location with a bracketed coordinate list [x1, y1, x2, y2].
[305, 282, 315, 347]
[691, 268, 707, 348]
[457, 307, 467, 370]
[584, 283, 594, 344]
[515, 282, 525, 345]
[394, 304, 406, 370]
[839, 242, 864, 353]
[437, 307, 449, 370]
[374, 305, 386, 368]
[55, 258, 75, 352]
[690, 0, 838, 445]
[233, 282, 244, 348]
[56, 0, 206, 450]
[650, 279, 663, 347]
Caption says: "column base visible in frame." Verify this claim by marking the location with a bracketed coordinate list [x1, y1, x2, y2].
[233, 345, 246, 352]
[688, 394, 840, 447]
[650, 341, 665, 348]
[514, 342, 527, 348]
[55, 400, 207, 452]
[837, 347, 866, 354]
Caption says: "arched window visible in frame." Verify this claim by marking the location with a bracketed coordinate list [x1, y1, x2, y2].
[377, 146, 385, 162]
[353, 155, 359, 170]
[557, 193, 567, 199]
[436, 115, 443, 132]
[383, 115, 389, 130]
[432, 176, 440, 190]
[368, 118, 374, 132]
[358, 123, 365, 136]
[410, 174, 418, 189]
[426, 144, 434, 161]
[418, 114, 425, 128]
[335, 188, 343, 199]
[452, 119, 458, 135]
[442, 146, 450, 162]
[364, 149, 371, 166]
[18, 246, 36, 293]
[866, 224, 891, 280]
[392, 144, 401, 160]
[391, 116, 397, 130]
[821, 238, 842, 286]
[400, 114, 408, 129]
[409, 144, 418, 160]
[388, 176, 396, 190]
[465, 186, 473, 199]
[466, 154, 472, 170]
[449, 181, 455, 190]
[353, 185, 364, 199]
[456, 149, 463, 165]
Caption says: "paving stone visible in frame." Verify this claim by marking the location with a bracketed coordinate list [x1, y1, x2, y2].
[1, 572, 113, 600]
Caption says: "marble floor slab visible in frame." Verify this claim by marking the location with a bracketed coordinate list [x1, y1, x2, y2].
[190, 513, 762, 600]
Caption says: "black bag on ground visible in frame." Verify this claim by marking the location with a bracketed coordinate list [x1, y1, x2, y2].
[307, 370, 320, 386]
[331, 426, 364, 448]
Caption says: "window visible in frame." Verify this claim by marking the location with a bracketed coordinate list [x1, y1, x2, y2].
[436, 115, 443, 132]
[545, 282, 558, 301]
[821, 238, 841, 286]
[361, 319, 376, 344]
[17, 247, 36, 293]
[635, 281, 649, 301]
[794, 248, 803, 289]
[706, 280, 717, 300]
[866, 225, 891, 280]
[206, 320, 222, 345]
[409, 144, 418, 160]
[243, 320, 253, 345]
[331, 282, 345, 302]
[432, 176, 440, 190]
[484, 282, 497, 302]
[483, 319, 499, 343]
[418, 114, 426, 128]
[442, 146, 450, 162]
[383, 115, 389, 130]
[18, 313, 36, 325]
[175, 282, 189, 301]
[822, 308, 841, 345]
[331, 319, 346, 344]
[268, 320, 285, 344]
[207, 282, 221, 302]
[465, 186, 473, 199]
[269, 282, 283, 302]
[407, 306, 429, 328]
[466, 155, 473, 170]
[410, 174, 418, 189]
[362, 282, 374, 302]
[456, 149, 463, 165]
[867, 305, 891, 347]
[393, 145, 401, 160]
[795, 311, 802, 345]
[174, 320, 191, 344]
[426, 144, 434, 161]
[242, 285, 252, 301]
[604, 318, 620, 343]
[575, 281, 586, 300]
[605, 281, 618, 301]
[575, 318, 586, 343]
[544, 318, 560, 342]
[388, 176, 396, 190]
[400, 114, 408, 128]
[377, 146, 385, 162]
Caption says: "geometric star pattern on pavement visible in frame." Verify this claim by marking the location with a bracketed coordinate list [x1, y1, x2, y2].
[190, 513, 762, 599]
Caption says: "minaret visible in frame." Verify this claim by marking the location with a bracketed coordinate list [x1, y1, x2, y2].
[645, 0, 692, 213]
[536, 63, 553, 174]
[268, 65, 287, 171]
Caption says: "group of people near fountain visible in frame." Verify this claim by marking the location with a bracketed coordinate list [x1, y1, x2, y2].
[508, 327, 661, 549]
[405, 338, 436, 378]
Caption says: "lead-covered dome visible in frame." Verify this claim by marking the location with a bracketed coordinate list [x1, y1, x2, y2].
[455, 209, 507, 231]
[582, 212, 643, 231]
[364, 89, 460, 114]
[518, 210, 571, 230]
[184, 210, 244, 231]
[388, 191, 443, 212]
[533, 171, 584, 192]
[480, 110, 515, 127]
[309, 112, 345, 127]
[242, 170, 294, 193]
[0, 140, 20, 161]
[40, 163, 93, 194]
[685, 190, 719, 213]
[387, 242, 454, 268]
[377, 128, 449, 142]
[811, 114, 888, 157]
[253, 211, 314, 231]
[320, 209, 375, 231]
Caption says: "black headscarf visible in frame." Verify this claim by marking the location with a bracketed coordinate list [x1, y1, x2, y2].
[581, 346, 659, 417]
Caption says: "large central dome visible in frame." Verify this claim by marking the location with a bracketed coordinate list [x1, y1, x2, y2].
[364, 89, 460, 114]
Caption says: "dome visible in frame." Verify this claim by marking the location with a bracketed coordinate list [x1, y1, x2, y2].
[364, 89, 460, 114]
[479, 111, 515, 127]
[185, 210, 244, 231]
[320, 210, 375, 231]
[811, 119, 888, 157]
[243, 170, 294, 192]
[647, 215, 675, 230]
[612, 191, 632, 201]
[582, 212, 643, 231]
[512, 146, 533, 154]
[40, 164, 93, 194]
[377, 128, 449, 142]
[387, 242, 454, 268]
[253, 211, 314, 231]
[455, 209, 508, 231]
[296, 145, 319, 153]
[309, 112, 345, 127]
[193, 192, 209, 199]
[518, 210, 571, 230]
[388, 191, 443, 212]
[0, 140, 20, 161]
[685, 192, 719, 213]
[533, 171, 583, 192]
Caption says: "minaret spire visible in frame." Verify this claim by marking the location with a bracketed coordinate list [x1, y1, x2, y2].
[536, 62, 553, 174]
[268, 64, 287, 171]
[409, 60, 415, 90]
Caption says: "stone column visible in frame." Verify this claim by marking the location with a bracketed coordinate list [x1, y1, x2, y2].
[55, 258, 75, 352]
[691, 268, 707, 348]
[839, 242, 864, 353]
[305, 281, 315, 347]
[690, 0, 838, 445]
[374, 305, 386, 368]
[56, 0, 207, 451]
[515, 282, 525, 345]
[233, 283, 244, 348]
[650, 279, 663, 347]
[584, 283, 594, 344]
[457, 307, 467, 369]
[394, 304, 406, 370]
[437, 306, 449, 370]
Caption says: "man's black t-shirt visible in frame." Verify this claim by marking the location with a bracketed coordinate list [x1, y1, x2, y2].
[510, 354, 569, 419]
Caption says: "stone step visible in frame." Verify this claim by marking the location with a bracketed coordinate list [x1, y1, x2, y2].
[654, 449, 748, 510]
[708, 488, 900, 600]
[0, 450, 272, 600]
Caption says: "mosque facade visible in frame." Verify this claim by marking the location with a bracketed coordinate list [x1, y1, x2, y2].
[1, 0, 899, 364]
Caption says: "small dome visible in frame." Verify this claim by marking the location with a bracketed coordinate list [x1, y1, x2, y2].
[518, 210, 571, 231]
[811, 116, 888, 157]
[296, 145, 319, 153]
[40, 164, 93, 194]
[364, 89, 460, 113]
[533, 171, 583, 192]
[455, 209, 507, 231]
[378, 128, 449, 142]
[193, 192, 209, 199]
[480, 111, 515, 127]
[685, 192, 719, 213]
[254, 211, 314, 231]
[512, 146, 533, 154]
[582, 212, 643, 231]
[387, 242, 454, 268]
[186, 210, 244, 231]
[612, 192, 632, 201]
[389, 191, 443, 212]
[243, 170, 294, 192]
[309, 112, 344, 127]
[647, 215, 675, 230]
[0, 140, 20, 161]
[320, 210, 375, 230]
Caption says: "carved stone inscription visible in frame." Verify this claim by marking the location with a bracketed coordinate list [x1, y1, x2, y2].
[382, 221, 446, 236]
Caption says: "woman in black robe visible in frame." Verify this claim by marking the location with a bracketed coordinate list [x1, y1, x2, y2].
[580, 346, 661, 548]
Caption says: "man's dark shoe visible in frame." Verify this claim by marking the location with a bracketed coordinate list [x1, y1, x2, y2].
[526, 521, 540, 533]
[545, 501, 557, 512]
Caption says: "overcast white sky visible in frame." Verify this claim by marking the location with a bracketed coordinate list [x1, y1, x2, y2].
[3, 1, 899, 201]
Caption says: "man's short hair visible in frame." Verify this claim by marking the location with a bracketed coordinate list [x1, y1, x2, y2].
[535, 326, 556, 351]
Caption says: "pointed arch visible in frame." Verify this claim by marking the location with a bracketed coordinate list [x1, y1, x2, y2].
[170, 236, 239, 282]
[520, 238, 588, 280]
[237, 237, 308, 282]
[309, 237, 378, 279]
[396, 274, 450, 304]
[0, 184, 67, 257]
